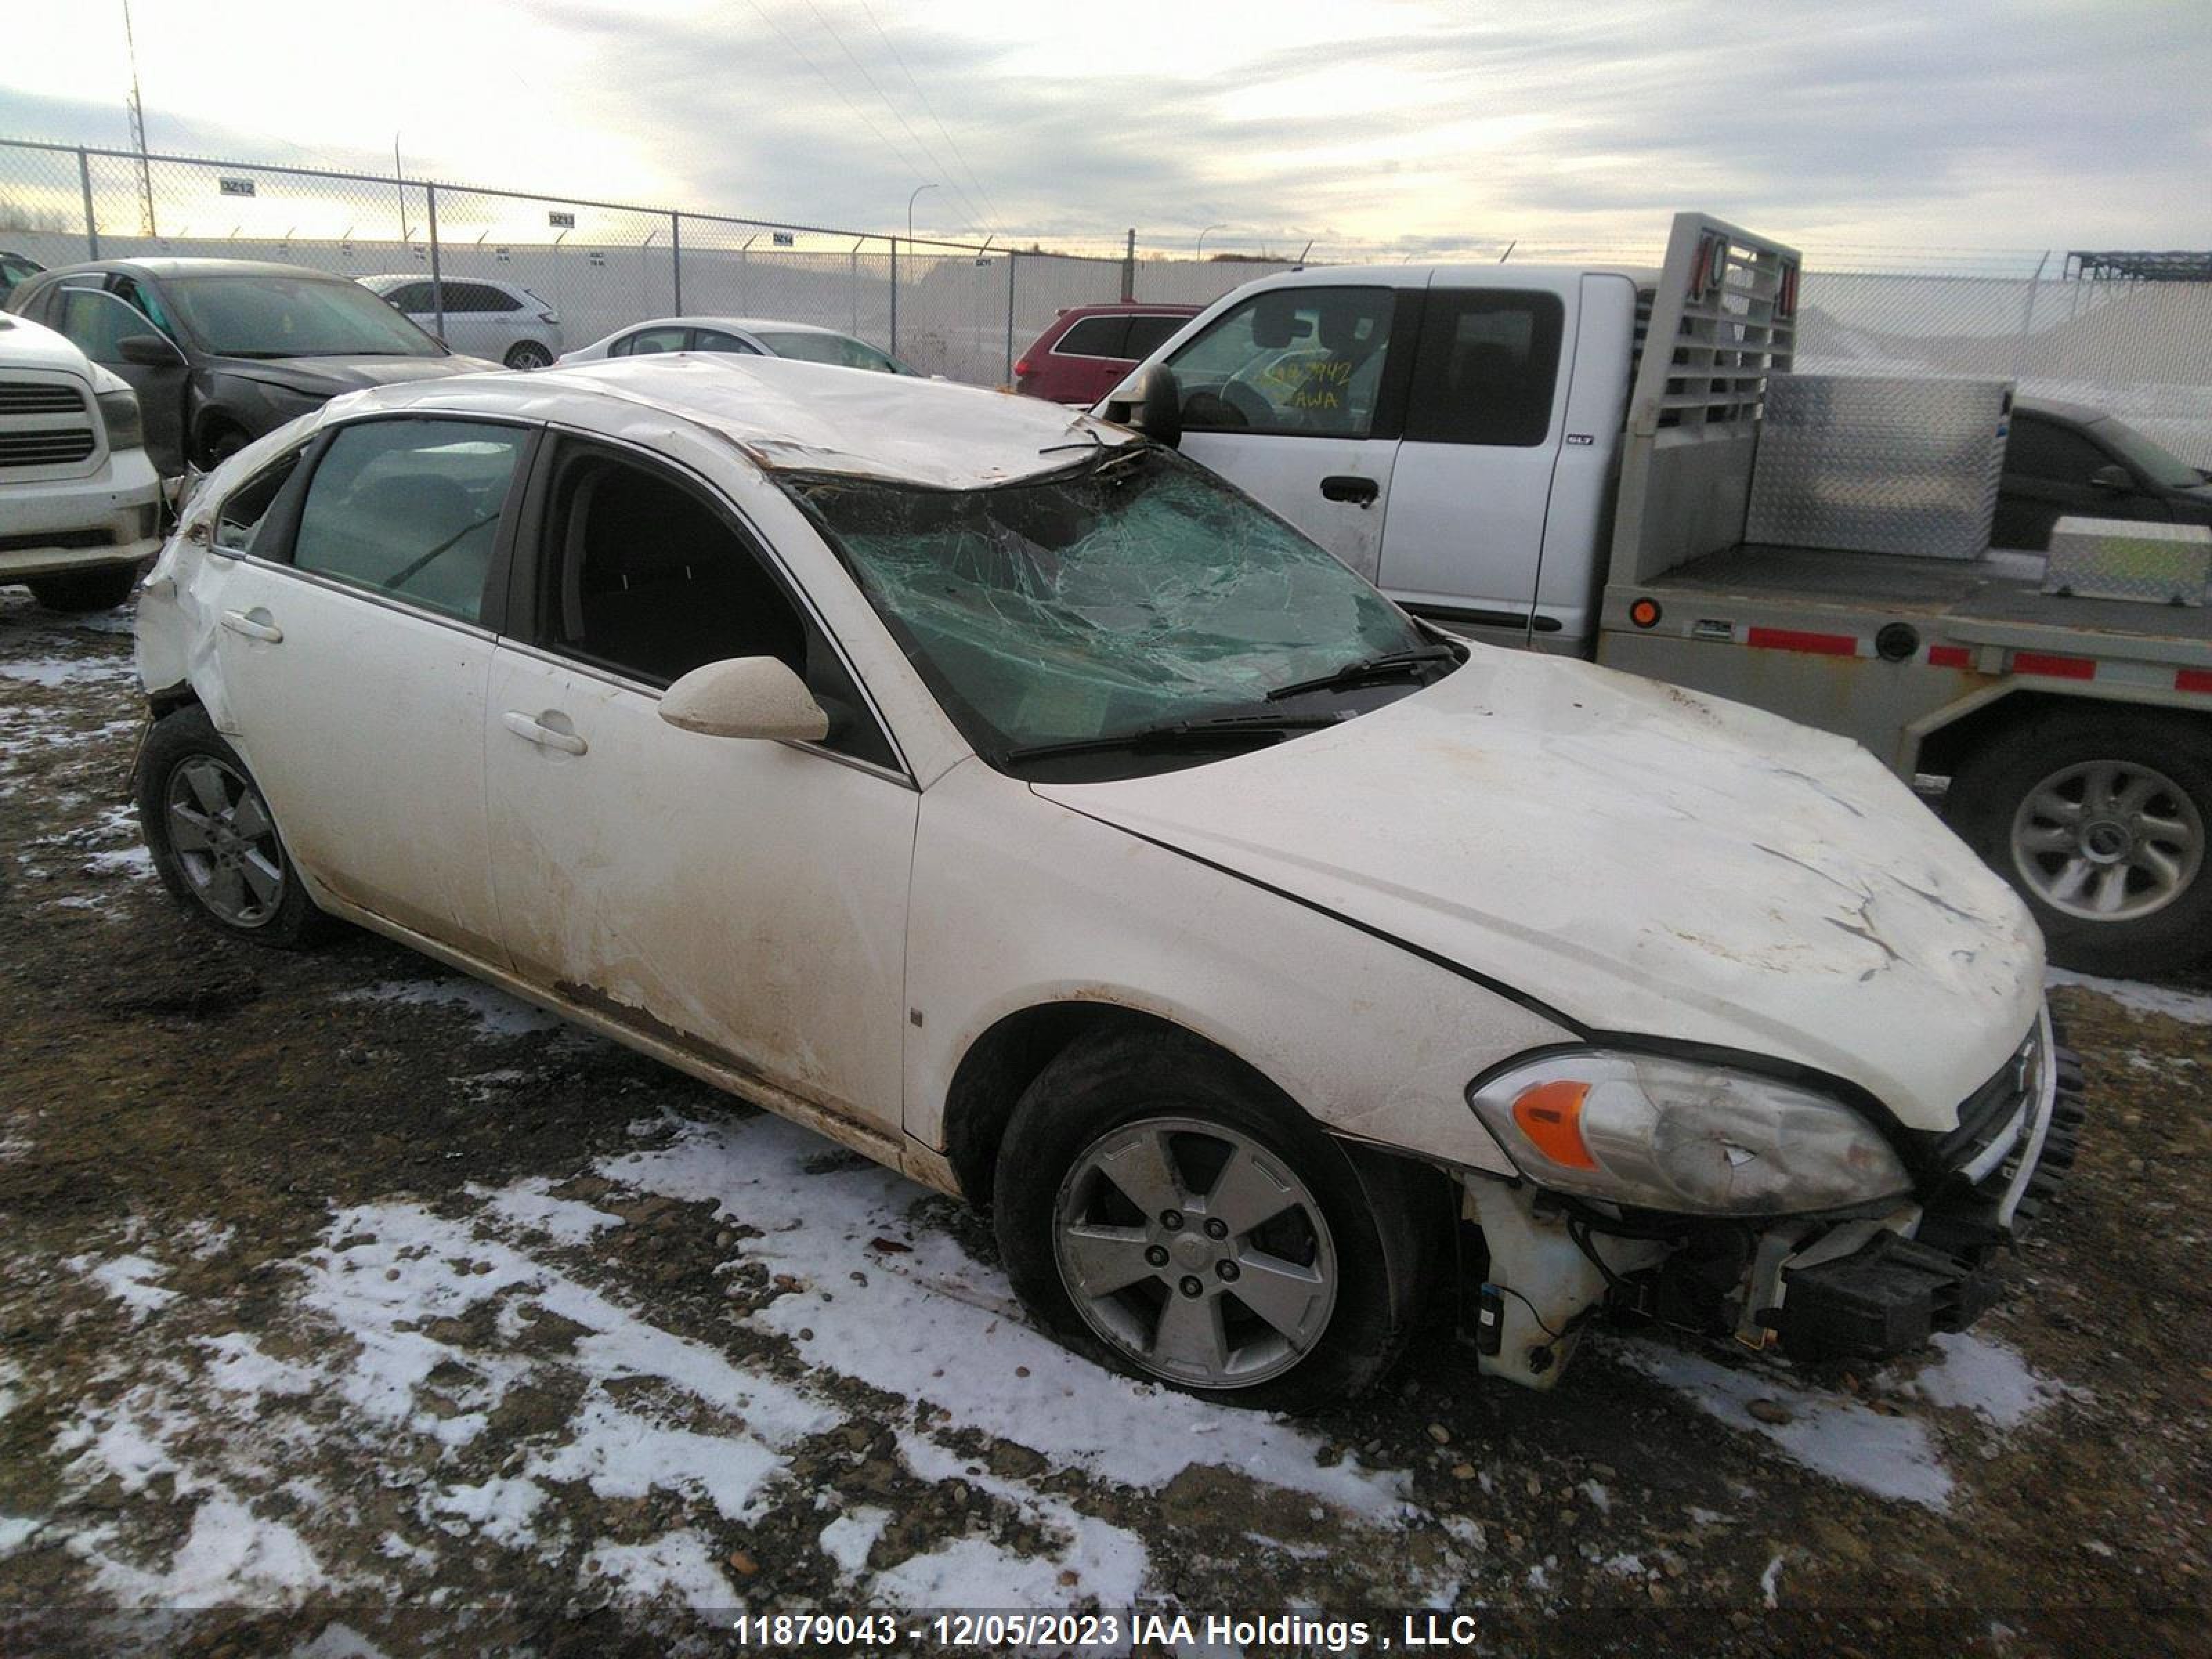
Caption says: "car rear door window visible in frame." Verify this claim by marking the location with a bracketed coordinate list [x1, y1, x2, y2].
[214, 448, 308, 555]
[1121, 314, 1187, 358]
[1053, 315, 1130, 358]
[616, 326, 690, 357]
[693, 329, 762, 354]
[2006, 415, 2109, 487]
[291, 418, 529, 623]
[1404, 290, 1565, 447]
[1167, 287, 1396, 439]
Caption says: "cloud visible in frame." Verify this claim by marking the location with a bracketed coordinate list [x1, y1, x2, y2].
[2, 0, 2205, 259]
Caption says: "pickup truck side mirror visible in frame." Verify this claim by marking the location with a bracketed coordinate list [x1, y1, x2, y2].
[2089, 462, 2135, 494]
[119, 332, 185, 367]
[658, 656, 830, 742]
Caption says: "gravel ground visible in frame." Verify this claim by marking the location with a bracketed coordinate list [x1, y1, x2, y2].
[0, 590, 2206, 1658]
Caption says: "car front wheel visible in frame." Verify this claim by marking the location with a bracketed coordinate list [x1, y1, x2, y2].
[138, 706, 328, 948]
[993, 1027, 1432, 1412]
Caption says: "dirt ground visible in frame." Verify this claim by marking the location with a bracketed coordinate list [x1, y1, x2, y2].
[0, 588, 2206, 1659]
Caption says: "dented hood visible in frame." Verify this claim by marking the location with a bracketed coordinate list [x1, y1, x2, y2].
[1034, 650, 2044, 1130]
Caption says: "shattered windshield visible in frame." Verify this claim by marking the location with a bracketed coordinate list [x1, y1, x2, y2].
[785, 447, 1442, 771]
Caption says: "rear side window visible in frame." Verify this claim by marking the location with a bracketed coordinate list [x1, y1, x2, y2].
[1121, 314, 1187, 357]
[614, 326, 688, 357]
[1168, 286, 1396, 439]
[1403, 290, 1565, 447]
[1053, 315, 1129, 358]
[2005, 415, 2109, 487]
[291, 419, 529, 622]
[693, 329, 762, 354]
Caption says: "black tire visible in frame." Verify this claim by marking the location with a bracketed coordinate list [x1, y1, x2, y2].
[138, 706, 329, 948]
[993, 1026, 1434, 1413]
[28, 565, 140, 612]
[504, 341, 554, 371]
[1946, 706, 2212, 975]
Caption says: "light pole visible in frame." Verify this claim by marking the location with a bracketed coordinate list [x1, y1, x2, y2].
[1195, 223, 1226, 259]
[907, 182, 937, 241]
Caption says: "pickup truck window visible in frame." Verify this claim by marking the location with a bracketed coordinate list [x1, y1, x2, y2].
[1168, 287, 1395, 440]
[1404, 290, 1565, 448]
[2005, 413, 2110, 488]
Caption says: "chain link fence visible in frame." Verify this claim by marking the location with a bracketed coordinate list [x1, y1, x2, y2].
[4, 138, 2206, 463]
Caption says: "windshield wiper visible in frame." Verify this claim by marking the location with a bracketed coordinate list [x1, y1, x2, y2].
[1003, 710, 1344, 765]
[1263, 644, 1459, 702]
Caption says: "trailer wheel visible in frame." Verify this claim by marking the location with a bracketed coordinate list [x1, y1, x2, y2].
[1947, 707, 2211, 975]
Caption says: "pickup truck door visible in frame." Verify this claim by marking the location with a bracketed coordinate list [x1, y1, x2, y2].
[1161, 285, 1409, 583]
[1996, 408, 2171, 551]
[1374, 285, 1575, 642]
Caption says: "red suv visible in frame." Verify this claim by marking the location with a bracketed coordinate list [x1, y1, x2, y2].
[1013, 303, 1200, 404]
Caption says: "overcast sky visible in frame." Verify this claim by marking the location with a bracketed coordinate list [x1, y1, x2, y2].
[4, 1, 2207, 259]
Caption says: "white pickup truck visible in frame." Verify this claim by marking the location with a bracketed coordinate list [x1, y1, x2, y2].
[1102, 214, 2212, 976]
[0, 312, 164, 610]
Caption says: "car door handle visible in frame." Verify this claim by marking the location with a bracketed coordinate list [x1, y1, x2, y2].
[219, 608, 283, 643]
[501, 710, 588, 756]
[1320, 474, 1379, 507]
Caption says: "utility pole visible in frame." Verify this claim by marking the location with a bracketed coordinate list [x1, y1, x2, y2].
[122, 0, 156, 236]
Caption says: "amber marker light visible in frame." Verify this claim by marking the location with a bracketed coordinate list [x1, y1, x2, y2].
[1511, 1079, 1597, 1170]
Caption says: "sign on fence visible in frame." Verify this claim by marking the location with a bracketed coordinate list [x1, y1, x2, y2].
[548, 210, 576, 229]
[772, 231, 794, 247]
[218, 177, 256, 197]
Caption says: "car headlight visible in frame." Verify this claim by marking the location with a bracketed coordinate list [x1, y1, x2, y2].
[1468, 1049, 1911, 1216]
[96, 387, 144, 451]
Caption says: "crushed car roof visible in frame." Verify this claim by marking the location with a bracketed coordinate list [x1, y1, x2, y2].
[324, 353, 1136, 489]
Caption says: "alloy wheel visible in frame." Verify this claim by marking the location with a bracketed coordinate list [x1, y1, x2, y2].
[2011, 758, 2204, 921]
[165, 756, 286, 928]
[1051, 1116, 1337, 1389]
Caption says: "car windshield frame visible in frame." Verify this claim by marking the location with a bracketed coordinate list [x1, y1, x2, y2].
[780, 444, 1451, 778]
[162, 273, 449, 359]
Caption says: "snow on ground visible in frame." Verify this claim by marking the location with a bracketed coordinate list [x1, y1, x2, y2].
[0, 656, 138, 688]
[17, 1098, 2083, 1620]
[2047, 966, 2212, 1027]
[598, 1113, 1412, 1519]
[340, 979, 567, 1038]
[1605, 1337, 1955, 1508]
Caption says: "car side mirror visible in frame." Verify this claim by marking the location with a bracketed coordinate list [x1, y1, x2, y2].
[119, 332, 184, 366]
[2090, 462, 2133, 494]
[658, 656, 830, 743]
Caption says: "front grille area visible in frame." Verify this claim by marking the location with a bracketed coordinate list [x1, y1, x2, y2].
[1932, 1027, 2040, 1172]
[0, 381, 88, 415]
[0, 429, 97, 468]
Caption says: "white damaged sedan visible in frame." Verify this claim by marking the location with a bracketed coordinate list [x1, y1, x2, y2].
[133, 356, 2083, 1409]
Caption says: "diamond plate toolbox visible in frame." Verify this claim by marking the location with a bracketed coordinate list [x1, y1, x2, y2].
[1745, 375, 2011, 560]
[2043, 516, 2211, 605]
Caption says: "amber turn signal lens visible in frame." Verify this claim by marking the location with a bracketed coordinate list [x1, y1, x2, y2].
[1629, 598, 1661, 629]
[1512, 1079, 1597, 1170]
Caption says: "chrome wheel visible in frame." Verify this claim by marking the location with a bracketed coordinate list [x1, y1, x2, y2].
[165, 756, 285, 928]
[2011, 758, 2204, 922]
[1051, 1116, 1337, 1389]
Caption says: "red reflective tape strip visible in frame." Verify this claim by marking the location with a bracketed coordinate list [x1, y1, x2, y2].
[2179, 668, 2212, 694]
[1745, 626, 1858, 657]
[2012, 652, 2097, 680]
[1928, 644, 1972, 669]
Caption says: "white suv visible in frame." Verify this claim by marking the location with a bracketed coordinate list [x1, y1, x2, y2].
[357, 274, 563, 370]
[0, 312, 165, 611]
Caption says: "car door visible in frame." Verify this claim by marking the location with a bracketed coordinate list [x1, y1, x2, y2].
[207, 413, 537, 962]
[1161, 284, 1409, 581]
[50, 281, 191, 476]
[1376, 285, 1573, 639]
[482, 433, 917, 1134]
[1997, 411, 2166, 550]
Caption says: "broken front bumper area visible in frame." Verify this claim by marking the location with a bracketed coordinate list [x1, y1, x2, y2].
[1766, 1039, 2085, 1363]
